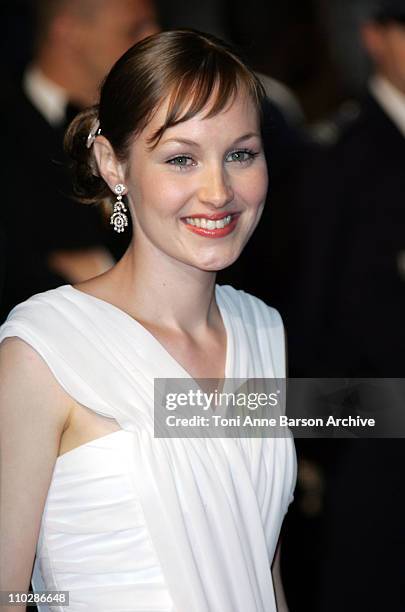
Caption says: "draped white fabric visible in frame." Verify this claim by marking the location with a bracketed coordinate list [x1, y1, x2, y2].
[0, 284, 296, 611]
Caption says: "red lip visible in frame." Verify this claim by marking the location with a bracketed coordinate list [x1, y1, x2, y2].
[181, 213, 240, 238]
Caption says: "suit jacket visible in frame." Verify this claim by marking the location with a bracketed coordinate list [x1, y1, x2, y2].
[0, 83, 128, 321]
[283, 94, 405, 612]
[328, 94, 405, 377]
[284, 94, 405, 377]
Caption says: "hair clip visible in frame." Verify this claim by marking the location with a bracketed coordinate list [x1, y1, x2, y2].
[86, 119, 101, 148]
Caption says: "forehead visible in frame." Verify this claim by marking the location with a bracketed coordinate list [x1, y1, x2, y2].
[143, 89, 260, 146]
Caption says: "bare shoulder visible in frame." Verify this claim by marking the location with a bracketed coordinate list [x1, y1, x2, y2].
[0, 336, 73, 439]
[0, 336, 48, 375]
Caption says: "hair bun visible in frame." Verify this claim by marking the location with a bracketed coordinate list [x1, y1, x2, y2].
[64, 105, 111, 206]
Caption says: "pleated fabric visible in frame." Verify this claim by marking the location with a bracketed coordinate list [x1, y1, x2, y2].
[0, 284, 296, 611]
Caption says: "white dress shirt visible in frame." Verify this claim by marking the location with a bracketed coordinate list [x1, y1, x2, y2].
[370, 74, 405, 138]
[23, 65, 68, 127]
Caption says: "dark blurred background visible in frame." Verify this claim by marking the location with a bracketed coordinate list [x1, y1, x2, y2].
[2, 1, 405, 611]
[0, 0, 373, 116]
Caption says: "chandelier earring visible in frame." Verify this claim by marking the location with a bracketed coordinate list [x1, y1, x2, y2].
[110, 184, 128, 233]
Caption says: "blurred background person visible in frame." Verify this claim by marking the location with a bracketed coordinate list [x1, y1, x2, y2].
[0, 0, 158, 321]
[326, 0, 405, 377]
[286, 0, 405, 377]
[283, 1, 405, 610]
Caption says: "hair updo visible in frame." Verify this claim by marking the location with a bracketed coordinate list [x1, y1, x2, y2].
[64, 29, 266, 207]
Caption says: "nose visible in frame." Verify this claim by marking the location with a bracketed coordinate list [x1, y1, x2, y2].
[198, 164, 234, 209]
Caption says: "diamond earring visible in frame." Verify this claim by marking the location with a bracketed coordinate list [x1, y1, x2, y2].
[110, 184, 128, 233]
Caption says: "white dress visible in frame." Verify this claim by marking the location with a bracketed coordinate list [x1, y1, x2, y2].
[0, 284, 297, 612]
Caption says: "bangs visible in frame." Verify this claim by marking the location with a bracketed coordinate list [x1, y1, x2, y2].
[146, 52, 265, 147]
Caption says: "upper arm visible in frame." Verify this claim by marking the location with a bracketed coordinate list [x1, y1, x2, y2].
[0, 337, 72, 592]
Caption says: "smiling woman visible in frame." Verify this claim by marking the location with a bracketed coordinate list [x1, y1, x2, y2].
[0, 30, 296, 612]
[95, 88, 266, 271]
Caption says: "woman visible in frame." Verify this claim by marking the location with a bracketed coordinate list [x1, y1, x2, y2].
[0, 30, 296, 611]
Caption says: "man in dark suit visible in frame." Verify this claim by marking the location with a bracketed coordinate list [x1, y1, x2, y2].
[287, 2, 405, 610]
[314, 1, 405, 379]
[280, 0, 405, 379]
[0, 0, 158, 320]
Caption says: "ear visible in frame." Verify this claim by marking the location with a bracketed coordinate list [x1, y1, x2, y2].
[361, 22, 387, 64]
[93, 136, 126, 193]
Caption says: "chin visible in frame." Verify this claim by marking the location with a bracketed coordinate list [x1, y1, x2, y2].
[193, 249, 242, 272]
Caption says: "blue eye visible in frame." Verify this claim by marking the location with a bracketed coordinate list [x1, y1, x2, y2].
[167, 155, 195, 169]
[227, 149, 258, 163]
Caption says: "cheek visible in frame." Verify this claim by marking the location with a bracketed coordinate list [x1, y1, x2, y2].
[130, 168, 193, 218]
[92, 29, 127, 73]
[389, 35, 405, 68]
[237, 165, 268, 211]
[396, 46, 405, 72]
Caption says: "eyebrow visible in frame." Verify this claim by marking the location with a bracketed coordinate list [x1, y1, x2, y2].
[160, 132, 261, 148]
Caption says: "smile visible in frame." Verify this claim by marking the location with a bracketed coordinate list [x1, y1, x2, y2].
[181, 213, 240, 238]
[185, 215, 232, 229]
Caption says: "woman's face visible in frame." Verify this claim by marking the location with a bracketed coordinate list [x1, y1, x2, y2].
[124, 90, 268, 272]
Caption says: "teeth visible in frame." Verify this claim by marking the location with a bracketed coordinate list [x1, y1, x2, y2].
[185, 215, 233, 230]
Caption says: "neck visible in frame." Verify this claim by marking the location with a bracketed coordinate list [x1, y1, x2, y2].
[106, 240, 219, 334]
[35, 48, 97, 107]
